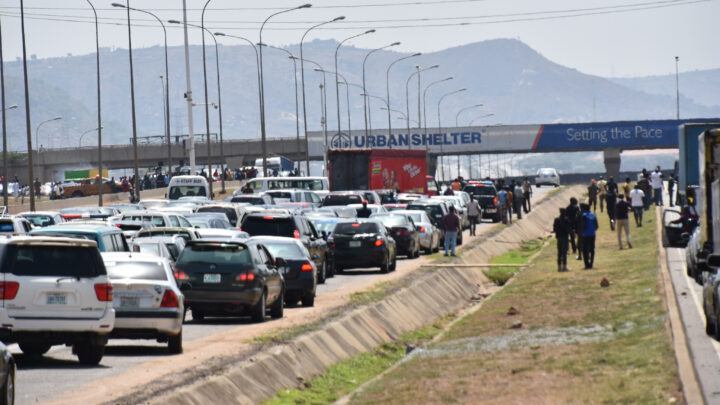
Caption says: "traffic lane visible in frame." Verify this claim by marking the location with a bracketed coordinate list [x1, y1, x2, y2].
[16, 186, 555, 405]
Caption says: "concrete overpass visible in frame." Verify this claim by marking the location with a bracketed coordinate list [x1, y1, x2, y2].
[3, 118, 718, 183]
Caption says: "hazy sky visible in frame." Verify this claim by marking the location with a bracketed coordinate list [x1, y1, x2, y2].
[0, 0, 718, 78]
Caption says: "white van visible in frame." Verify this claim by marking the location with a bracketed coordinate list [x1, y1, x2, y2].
[235, 176, 329, 197]
[167, 175, 212, 200]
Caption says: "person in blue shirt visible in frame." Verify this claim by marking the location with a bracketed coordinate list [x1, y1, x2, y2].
[497, 187, 508, 224]
[580, 203, 599, 269]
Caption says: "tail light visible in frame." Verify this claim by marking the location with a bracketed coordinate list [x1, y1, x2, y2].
[375, 239, 384, 247]
[160, 290, 179, 308]
[0, 282, 19, 300]
[236, 271, 256, 282]
[396, 229, 410, 236]
[493, 197, 498, 204]
[301, 262, 313, 272]
[94, 283, 113, 302]
[327, 237, 335, 248]
[174, 268, 189, 280]
[293, 229, 301, 239]
[237, 227, 242, 232]
[419, 227, 426, 233]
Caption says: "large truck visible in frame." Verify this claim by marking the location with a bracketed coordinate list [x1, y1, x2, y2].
[677, 122, 720, 201]
[327, 149, 436, 194]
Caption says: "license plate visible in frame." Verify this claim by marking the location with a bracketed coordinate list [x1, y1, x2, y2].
[204, 273, 221, 283]
[120, 296, 140, 308]
[46, 293, 67, 305]
[486, 208, 497, 213]
[349, 241, 361, 248]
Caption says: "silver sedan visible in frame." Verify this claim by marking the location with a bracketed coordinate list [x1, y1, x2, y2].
[391, 210, 441, 254]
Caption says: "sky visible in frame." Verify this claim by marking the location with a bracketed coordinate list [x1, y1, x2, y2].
[0, 0, 718, 78]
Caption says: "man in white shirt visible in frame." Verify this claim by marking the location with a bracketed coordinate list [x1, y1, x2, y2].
[628, 184, 645, 227]
[649, 166, 663, 206]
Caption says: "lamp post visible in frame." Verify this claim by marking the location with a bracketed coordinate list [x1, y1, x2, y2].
[0, 16, 12, 208]
[386, 53, 421, 144]
[113, 3, 169, 186]
[405, 64, 438, 138]
[259, 4, 312, 177]
[455, 104, 483, 127]
[20, 0, 38, 210]
[675, 56, 680, 119]
[422, 77, 452, 169]
[257, 44, 301, 171]
[180, 0, 196, 174]
[78, 127, 103, 148]
[469, 113, 494, 126]
[300, 16, 345, 174]
[200, 1, 214, 196]
[312, 68, 329, 174]
[437, 88, 466, 182]
[35, 117, 62, 152]
[362, 42, 400, 145]
[335, 30, 375, 137]
[316, 68, 352, 142]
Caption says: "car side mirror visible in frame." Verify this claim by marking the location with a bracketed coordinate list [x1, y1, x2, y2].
[275, 257, 287, 268]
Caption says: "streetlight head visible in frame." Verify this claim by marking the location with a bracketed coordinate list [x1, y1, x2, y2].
[53, 116, 62, 121]
[8, 105, 17, 110]
[313, 68, 322, 72]
[391, 42, 401, 46]
[446, 77, 453, 80]
[257, 42, 266, 47]
[298, 4, 312, 9]
[168, 19, 182, 25]
[214, 32, 225, 36]
[111, 3, 125, 8]
[365, 29, 376, 34]
[412, 52, 422, 57]
[333, 16, 346, 22]
[429, 64, 439, 69]
[289, 56, 297, 60]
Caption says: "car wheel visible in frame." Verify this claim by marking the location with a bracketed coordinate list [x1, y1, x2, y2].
[424, 245, 433, 255]
[19, 343, 51, 357]
[0, 363, 14, 405]
[318, 261, 327, 284]
[75, 339, 105, 365]
[301, 292, 315, 307]
[168, 331, 183, 354]
[380, 254, 390, 273]
[327, 259, 335, 278]
[251, 290, 267, 323]
[270, 289, 284, 319]
[492, 215, 501, 223]
[72, 190, 84, 198]
[191, 309, 205, 321]
[390, 254, 397, 271]
[457, 233, 463, 246]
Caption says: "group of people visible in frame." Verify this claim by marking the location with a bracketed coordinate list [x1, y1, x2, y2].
[496, 178, 533, 224]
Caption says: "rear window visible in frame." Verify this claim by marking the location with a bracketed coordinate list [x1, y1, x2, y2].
[539, 169, 556, 175]
[105, 262, 167, 281]
[264, 242, 307, 260]
[311, 220, 338, 234]
[198, 207, 237, 223]
[407, 204, 443, 220]
[464, 185, 496, 196]
[168, 185, 207, 199]
[334, 222, 380, 235]
[231, 196, 264, 205]
[322, 195, 363, 206]
[32, 231, 99, 244]
[132, 243, 161, 256]
[373, 215, 408, 227]
[23, 215, 55, 227]
[406, 213, 423, 223]
[267, 192, 292, 199]
[5, 245, 104, 277]
[241, 217, 296, 237]
[177, 243, 253, 268]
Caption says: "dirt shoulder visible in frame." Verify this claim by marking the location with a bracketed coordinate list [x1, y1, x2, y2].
[348, 208, 683, 404]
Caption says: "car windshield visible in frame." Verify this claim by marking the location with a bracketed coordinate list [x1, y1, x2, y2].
[132, 243, 161, 256]
[123, 215, 166, 227]
[168, 186, 207, 199]
[263, 242, 307, 260]
[333, 222, 379, 235]
[23, 215, 55, 227]
[177, 243, 253, 269]
[6, 245, 103, 277]
[407, 204, 443, 220]
[405, 213, 424, 223]
[311, 221, 338, 234]
[373, 215, 408, 227]
[105, 261, 167, 281]
[323, 195, 363, 206]
[241, 217, 296, 237]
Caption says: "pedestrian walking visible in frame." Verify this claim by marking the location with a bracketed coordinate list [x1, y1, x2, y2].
[637, 171, 651, 210]
[497, 187, 509, 224]
[442, 206, 460, 256]
[597, 176, 607, 213]
[513, 181, 523, 220]
[622, 177, 631, 198]
[467, 195, 481, 236]
[668, 173, 677, 206]
[615, 194, 632, 249]
[575, 202, 586, 261]
[605, 177, 618, 231]
[587, 179, 599, 212]
[12, 178, 19, 202]
[650, 166, 664, 206]
[580, 204, 599, 269]
[506, 186, 514, 224]
[522, 177, 532, 213]
[553, 208, 571, 272]
[566, 197, 580, 255]
[629, 184, 645, 226]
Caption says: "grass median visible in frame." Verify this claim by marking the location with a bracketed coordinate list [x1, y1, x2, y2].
[348, 209, 682, 404]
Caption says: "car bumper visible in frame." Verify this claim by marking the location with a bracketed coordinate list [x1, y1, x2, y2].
[0, 308, 115, 342]
[393, 236, 415, 254]
[332, 248, 387, 268]
[285, 277, 315, 293]
[112, 309, 183, 336]
[183, 288, 263, 307]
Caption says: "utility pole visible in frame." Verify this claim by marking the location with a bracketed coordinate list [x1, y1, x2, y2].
[182, 0, 196, 174]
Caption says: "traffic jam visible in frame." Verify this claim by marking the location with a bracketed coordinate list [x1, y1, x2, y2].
[0, 164, 523, 402]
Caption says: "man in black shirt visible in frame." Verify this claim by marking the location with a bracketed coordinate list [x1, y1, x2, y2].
[566, 198, 580, 254]
[356, 201, 372, 218]
[553, 208, 571, 272]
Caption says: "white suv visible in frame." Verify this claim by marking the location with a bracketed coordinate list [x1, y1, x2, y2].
[535, 168, 561, 187]
[0, 236, 115, 364]
[0, 216, 33, 236]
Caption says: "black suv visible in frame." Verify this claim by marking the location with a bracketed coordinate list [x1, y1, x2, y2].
[463, 182, 502, 223]
[405, 199, 462, 245]
[240, 212, 331, 283]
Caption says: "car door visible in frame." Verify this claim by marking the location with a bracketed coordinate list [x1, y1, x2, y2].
[298, 218, 322, 269]
[256, 245, 282, 303]
[307, 220, 328, 268]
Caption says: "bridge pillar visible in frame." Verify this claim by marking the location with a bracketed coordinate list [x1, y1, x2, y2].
[603, 148, 622, 180]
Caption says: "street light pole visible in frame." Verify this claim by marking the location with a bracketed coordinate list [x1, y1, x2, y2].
[300, 16, 345, 174]
[469, 113, 494, 126]
[35, 117, 62, 153]
[386, 52, 421, 146]
[335, 30, 375, 137]
[78, 127, 103, 148]
[0, 17, 10, 208]
[120, 0, 141, 200]
[88, 0, 104, 206]
[20, 0, 38, 210]
[362, 42, 400, 145]
[423, 77, 452, 175]
[675, 56, 680, 120]
[200, 0, 214, 197]
[455, 104, 483, 127]
[405, 64, 438, 141]
[437, 88, 466, 182]
[180, 0, 196, 174]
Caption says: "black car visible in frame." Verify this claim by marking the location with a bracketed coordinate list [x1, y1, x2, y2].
[0, 342, 14, 405]
[406, 199, 463, 246]
[252, 236, 317, 307]
[174, 239, 284, 323]
[703, 254, 720, 338]
[329, 220, 397, 273]
[370, 213, 420, 258]
[231, 194, 275, 205]
[240, 212, 331, 283]
[463, 182, 502, 223]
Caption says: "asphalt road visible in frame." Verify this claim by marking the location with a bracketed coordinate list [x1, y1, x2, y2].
[12, 187, 554, 405]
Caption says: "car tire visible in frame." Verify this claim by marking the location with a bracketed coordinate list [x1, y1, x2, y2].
[390, 254, 397, 272]
[380, 254, 390, 274]
[76, 339, 105, 365]
[0, 362, 14, 405]
[270, 289, 284, 319]
[168, 331, 183, 354]
[317, 261, 327, 284]
[251, 290, 267, 323]
[72, 190, 84, 198]
[327, 259, 335, 278]
[301, 292, 315, 307]
[335, 266, 344, 274]
[191, 309, 205, 321]
[424, 245, 433, 255]
[457, 233, 463, 246]
[19, 343, 51, 357]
